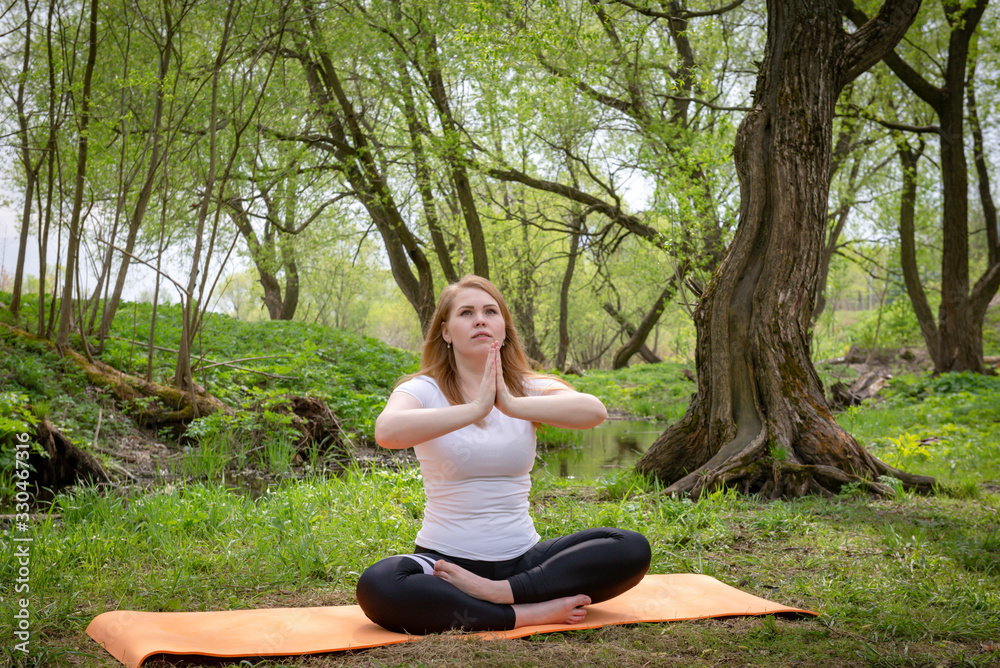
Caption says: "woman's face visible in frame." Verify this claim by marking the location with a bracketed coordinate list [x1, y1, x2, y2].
[441, 287, 506, 355]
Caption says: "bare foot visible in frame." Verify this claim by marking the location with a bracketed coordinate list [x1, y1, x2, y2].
[512, 595, 592, 627]
[433, 560, 514, 604]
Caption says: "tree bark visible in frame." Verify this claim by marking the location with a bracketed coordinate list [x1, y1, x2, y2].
[896, 138, 941, 361]
[636, 0, 933, 498]
[556, 211, 584, 370]
[30, 418, 110, 493]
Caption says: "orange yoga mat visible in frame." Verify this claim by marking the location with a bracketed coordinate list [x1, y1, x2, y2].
[86, 574, 817, 667]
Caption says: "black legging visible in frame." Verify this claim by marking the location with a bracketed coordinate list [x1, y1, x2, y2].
[355, 527, 651, 634]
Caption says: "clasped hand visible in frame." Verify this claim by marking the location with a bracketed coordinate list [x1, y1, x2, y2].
[472, 341, 516, 418]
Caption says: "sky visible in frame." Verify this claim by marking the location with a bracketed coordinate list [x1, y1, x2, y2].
[0, 203, 167, 302]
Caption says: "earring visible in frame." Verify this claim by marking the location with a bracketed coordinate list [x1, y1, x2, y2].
[447, 342, 451, 349]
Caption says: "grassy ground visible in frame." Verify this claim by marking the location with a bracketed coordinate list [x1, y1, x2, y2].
[2, 299, 999, 667]
[4, 451, 999, 667]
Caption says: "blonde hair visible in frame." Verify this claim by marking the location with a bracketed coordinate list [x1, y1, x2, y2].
[400, 275, 566, 405]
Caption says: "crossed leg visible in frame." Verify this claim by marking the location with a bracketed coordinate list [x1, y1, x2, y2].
[356, 527, 650, 634]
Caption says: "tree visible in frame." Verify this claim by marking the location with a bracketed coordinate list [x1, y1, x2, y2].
[840, 0, 1000, 374]
[55, 0, 99, 349]
[6, 0, 44, 319]
[481, 0, 748, 368]
[636, 0, 934, 498]
[95, 0, 196, 345]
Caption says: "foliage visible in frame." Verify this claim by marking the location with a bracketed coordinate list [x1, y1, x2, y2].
[99, 300, 418, 443]
[852, 297, 925, 350]
[558, 362, 695, 421]
[0, 390, 41, 502]
[0, 324, 108, 460]
[882, 371, 1000, 404]
[182, 406, 300, 478]
[839, 372, 1000, 488]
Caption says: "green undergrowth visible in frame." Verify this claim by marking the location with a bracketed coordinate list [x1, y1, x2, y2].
[2, 469, 998, 667]
[839, 371, 1000, 490]
[0, 295, 418, 446]
[557, 361, 695, 421]
[100, 301, 418, 444]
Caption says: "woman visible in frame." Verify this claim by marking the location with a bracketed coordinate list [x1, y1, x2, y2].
[356, 275, 651, 634]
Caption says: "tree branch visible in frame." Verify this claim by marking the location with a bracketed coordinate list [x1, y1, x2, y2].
[612, 0, 747, 21]
[837, 0, 940, 106]
[838, 0, 922, 88]
[485, 164, 664, 248]
[661, 93, 750, 113]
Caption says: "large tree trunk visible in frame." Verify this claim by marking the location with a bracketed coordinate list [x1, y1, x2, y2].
[637, 0, 933, 499]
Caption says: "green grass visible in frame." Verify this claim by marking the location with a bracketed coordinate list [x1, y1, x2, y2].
[558, 361, 695, 421]
[0, 295, 418, 446]
[839, 372, 1000, 488]
[2, 470, 998, 667]
[3, 295, 1000, 666]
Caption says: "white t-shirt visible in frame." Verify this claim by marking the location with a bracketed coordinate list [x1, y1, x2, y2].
[394, 374, 562, 560]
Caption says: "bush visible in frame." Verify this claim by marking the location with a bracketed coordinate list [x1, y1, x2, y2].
[854, 297, 923, 350]
[0, 391, 42, 503]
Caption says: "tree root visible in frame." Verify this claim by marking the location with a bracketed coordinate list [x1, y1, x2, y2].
[282, 395, 347, 458]
[666, 456, 934, 501]
[29, 418, 111, 492]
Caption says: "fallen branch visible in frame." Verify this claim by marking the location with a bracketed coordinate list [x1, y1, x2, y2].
[829, 369, 892, 410]
[3, 324, 231, 425]
[108, 335, 296, 380]
[194, 354, 292, 370]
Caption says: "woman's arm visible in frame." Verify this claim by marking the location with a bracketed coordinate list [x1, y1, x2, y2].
[497, 387, 608, 429]
[374, 360, 499, 449]
[491, 344, 607, 428]
[373, 391, 490, 450]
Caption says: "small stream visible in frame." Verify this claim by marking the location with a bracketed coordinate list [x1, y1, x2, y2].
[533, 419, 667, 479]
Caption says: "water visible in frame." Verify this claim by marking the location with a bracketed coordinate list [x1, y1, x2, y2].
[533, 419, 667, 479]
